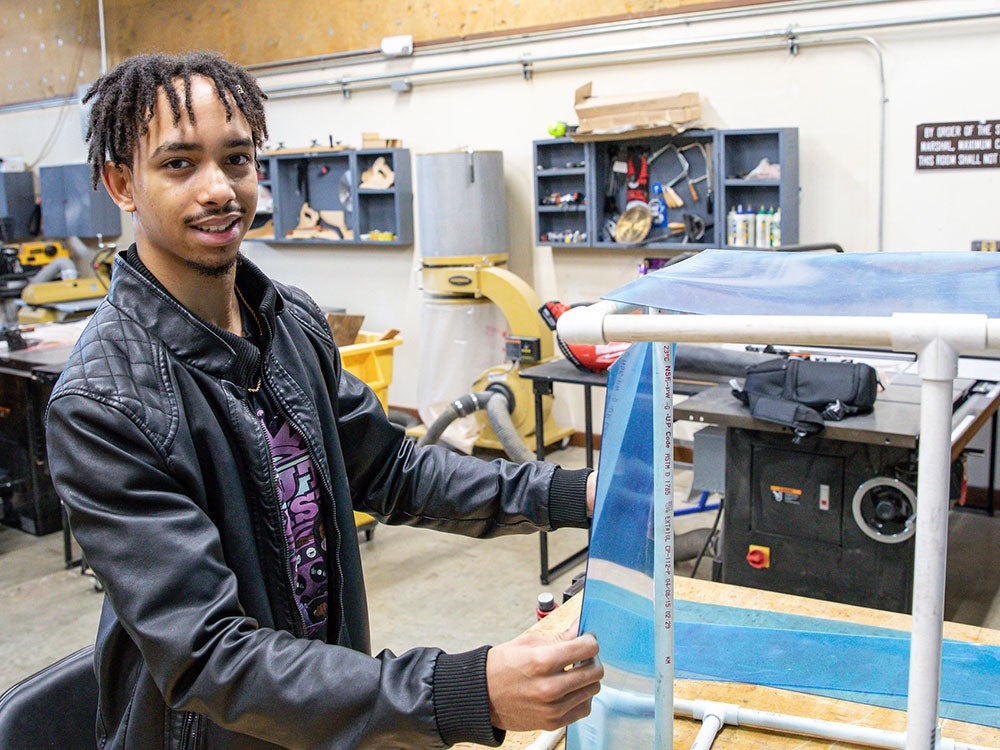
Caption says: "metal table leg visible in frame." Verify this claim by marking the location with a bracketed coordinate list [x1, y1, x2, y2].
[988, 411, 997, 516]
[537, 379, 591, 585]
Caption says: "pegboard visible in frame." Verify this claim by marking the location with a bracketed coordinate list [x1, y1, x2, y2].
[102, 0, 777, 68]
[0, 0, 102, 107]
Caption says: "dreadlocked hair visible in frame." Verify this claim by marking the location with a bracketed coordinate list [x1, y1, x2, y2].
[82, 51, 268, 189]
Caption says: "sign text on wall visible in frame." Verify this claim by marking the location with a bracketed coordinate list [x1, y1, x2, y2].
[916, 120, 1000, 170]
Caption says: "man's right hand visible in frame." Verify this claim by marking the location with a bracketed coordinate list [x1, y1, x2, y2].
[485, 627, 603, 732]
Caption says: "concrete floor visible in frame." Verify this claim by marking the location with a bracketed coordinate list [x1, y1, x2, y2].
[2, 446, 1000, 694]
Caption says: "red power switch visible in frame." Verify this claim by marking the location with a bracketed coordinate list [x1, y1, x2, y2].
[746, 545, 771, 569]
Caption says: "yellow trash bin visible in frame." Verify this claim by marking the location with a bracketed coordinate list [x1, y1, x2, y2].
[340, 331, 402, 414]
[339, 331, 402, 540]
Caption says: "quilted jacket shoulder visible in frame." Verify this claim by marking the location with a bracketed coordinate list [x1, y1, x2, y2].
[275, 280, 334, 346]
[50, 300, 177, 458]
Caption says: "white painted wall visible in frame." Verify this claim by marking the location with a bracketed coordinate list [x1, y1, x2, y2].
[3, 0, 1000, 434]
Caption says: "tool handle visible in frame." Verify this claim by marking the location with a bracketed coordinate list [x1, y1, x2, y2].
[689, 182, 699, 202]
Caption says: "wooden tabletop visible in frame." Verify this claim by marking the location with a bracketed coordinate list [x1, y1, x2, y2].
[454, 577, 1000, 749]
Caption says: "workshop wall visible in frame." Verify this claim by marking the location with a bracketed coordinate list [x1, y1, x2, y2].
[0, 0, 785, 108]
[1, 0, 999, 441]
[103, 0, 776, 70]
[0, 0, 102, 108]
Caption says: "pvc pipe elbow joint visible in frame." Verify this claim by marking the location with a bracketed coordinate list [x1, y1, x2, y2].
[557, 300, 629, 345]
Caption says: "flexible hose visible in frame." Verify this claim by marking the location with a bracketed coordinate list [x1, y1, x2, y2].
[27, 256, 78, 283]
[416, 387, 540, 465]
[416, 391, 495, 447]
[486, 392, 537, 464]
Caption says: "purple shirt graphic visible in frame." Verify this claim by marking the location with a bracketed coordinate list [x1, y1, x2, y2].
[258, 409, 328, 637]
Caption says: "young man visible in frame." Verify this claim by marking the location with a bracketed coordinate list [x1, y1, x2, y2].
[45, 52, 602, 749]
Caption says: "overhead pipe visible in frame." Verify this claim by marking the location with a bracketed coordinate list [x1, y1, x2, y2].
[3, 3, 996, 115]
[259, 9, 1000, 98]
[248, 0, 912, 75]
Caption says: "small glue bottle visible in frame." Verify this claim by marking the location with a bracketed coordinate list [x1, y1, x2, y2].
[536, 592, 558, 620]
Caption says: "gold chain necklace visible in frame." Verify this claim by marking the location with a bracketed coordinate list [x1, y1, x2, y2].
[234, 284, 263, 393]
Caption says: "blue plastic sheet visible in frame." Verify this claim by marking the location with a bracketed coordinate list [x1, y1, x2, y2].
[567, 341, 1000, 749]
[604, 249, 1000, 316]
[568, 342, 658, 749]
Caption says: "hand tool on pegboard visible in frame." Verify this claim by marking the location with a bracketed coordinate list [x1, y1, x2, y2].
[605, 146, 628, 213]
[658, 145, 689, 209]
[682, 211, 713, 242]
[625, 148, 650, 205]
[681, 142, 713, 211]
[615, 203, 654, 244]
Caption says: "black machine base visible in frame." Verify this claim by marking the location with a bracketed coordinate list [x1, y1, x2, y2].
[721, 428, 920, 613]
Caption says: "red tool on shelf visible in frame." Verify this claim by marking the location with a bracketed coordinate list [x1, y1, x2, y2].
[625, 152, 649, 205]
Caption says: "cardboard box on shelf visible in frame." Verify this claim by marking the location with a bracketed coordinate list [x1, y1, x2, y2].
[571, 82, 701, 141]
[362, 132, 403, 149]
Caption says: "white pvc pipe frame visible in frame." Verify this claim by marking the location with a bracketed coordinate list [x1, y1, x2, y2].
[558, 303, 1000, 750]
[591, 686, 996, 749]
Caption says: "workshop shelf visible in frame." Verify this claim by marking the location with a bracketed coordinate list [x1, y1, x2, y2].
[532, 128, 799, 251]
[262, 147, 413, 246]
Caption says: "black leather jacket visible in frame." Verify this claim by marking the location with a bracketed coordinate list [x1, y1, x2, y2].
[45, 249, 590, 750]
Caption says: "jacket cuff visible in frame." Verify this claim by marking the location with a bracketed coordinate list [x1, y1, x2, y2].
[433, 646, 504, 747]
[548, 467, 592, 530]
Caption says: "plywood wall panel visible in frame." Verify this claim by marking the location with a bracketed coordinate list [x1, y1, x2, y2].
[1, 0, 776, 106]
[102, 0, 776, 67]
[104, 0, 371, 64]
[0, 0, 102, 107]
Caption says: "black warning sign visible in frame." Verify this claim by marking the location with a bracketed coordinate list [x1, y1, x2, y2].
[916, 120, 1000, 170]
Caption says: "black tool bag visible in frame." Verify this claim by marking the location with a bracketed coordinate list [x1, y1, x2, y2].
[732, 357, 879, 440]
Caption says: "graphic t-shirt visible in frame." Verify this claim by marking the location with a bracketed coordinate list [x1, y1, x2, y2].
[257, 407, 329, 638]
